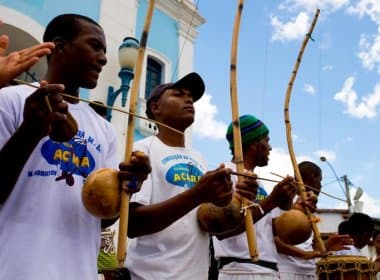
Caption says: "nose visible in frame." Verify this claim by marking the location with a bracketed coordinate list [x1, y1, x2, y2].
[98, 51, 107, 66]
[185, 92, 193, 103]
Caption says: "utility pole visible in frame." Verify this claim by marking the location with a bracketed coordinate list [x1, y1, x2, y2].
[320, 156, 352, 212]
[342, 175, 352, 212]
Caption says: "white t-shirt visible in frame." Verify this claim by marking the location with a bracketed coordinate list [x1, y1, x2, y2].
[275, 206, 316, 276]
[276, 234, 316, 275]
[125, 136, 209, 280]
[334, 245, 362, 256]
[0, 85, 119, 280]
[213, 162, 279, 275]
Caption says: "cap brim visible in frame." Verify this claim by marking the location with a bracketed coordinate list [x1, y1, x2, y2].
[170, 72, 205, 102]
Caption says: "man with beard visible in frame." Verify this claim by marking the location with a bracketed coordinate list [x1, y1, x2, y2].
[201, 114, 297, 280]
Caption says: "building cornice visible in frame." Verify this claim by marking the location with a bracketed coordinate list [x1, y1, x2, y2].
[155, 0, 205, 42]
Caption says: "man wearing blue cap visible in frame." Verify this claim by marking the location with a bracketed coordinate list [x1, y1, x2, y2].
[210, 114, 297, 280]
[125, 73, 257, 279]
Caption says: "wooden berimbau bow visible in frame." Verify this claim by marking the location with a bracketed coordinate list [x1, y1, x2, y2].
[283, 8, 327, 256]
[116, 0, 156, 267]
[229, 0, 258, 260]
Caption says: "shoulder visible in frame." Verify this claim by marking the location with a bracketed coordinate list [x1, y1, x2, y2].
[0, 84, 35, 103]
[0, 85, 35, 123]
[134, 136, 155, 151]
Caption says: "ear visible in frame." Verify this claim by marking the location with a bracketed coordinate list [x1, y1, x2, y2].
[149, 102, 160, 118]
[52, 37, 66, 54]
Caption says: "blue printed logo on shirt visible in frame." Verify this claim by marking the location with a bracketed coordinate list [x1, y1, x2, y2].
[166, 163, 203, 188]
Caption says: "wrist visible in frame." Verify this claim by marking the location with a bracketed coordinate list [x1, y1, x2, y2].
[259, 197, 277, 214]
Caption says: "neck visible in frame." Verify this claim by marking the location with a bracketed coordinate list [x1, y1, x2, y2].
[232, 155, 256, 171]
[43, 71, 80, 104]
[156, 126, 186, 147]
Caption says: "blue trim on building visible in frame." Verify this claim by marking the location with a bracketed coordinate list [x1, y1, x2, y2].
[0, 0, 101, 27]
[136, 0, 179, 81]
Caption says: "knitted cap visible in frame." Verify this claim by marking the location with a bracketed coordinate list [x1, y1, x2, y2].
[226, 114, 269, 150]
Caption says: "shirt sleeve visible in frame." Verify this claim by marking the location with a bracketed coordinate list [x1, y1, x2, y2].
[129, 139, 152, 205]
[0, 87, 23, 148]
[102, 123, 119, 169]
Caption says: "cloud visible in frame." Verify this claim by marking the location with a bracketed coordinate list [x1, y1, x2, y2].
[271, 12, 310, 42]
[193, 93, 227, 139]
[322, 65, 333, 71]
[347, 0, 380, 24]
[357, 28, 380, 74]
[334, 76, 380, 118]
[304, 83, 316, 95]
[278, 0, 350, 13]
[255, 147, 312, 193]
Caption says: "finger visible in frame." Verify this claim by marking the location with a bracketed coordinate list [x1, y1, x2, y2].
[118, 170, 149, 182]
[39, 80, 48, 87]
[213, 190, 233, 206]
[29, 84, 65, 102]
[18, 42, 55, 57]
[49, 111, 68, 122]
[0, 34, 9, 56]
[17, 47, 53, 70]
[119, 161, 151, 174]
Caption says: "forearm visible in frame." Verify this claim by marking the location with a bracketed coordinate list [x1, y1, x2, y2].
[250, 196, 277, 223]
[274, 236, 319, 259]
[0, 122, 43, 203]
[128, 187, 202, 238]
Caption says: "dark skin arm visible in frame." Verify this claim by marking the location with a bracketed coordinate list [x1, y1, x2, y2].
[199, 176, 296, 240]
[0, 83, 67, 204]
[127, 164, 234, 238]
[274, 235, 322, 259]
[275, 233, 354, 260]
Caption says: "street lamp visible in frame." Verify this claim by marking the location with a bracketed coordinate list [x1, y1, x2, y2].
[106, 37, 139, 121]
[320, 156, 352, 212]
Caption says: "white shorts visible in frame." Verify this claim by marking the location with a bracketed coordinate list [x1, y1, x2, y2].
[218, 271, 279, 280]
[279, 272, 316, 280]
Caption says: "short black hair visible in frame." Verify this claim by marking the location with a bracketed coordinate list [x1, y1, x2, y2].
[348, 212, 374, 235]
[43, 13, 101, 43]
[299, 161, 321, 179]
[338, 220, 349, 235]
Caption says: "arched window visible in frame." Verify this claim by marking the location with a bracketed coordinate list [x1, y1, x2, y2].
[145, 57, 163, 100]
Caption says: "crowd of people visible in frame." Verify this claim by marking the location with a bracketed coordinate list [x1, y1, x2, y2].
[0, 13, 378, 280]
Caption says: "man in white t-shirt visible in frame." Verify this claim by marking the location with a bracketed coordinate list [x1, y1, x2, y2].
[201, 114, 297, 280]
[0, 14, 150, 280]
[125, 73, 257, 280]
[275, 161, 355, 280]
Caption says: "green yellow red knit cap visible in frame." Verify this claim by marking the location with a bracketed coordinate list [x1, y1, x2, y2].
[226, 114, 269, 150]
